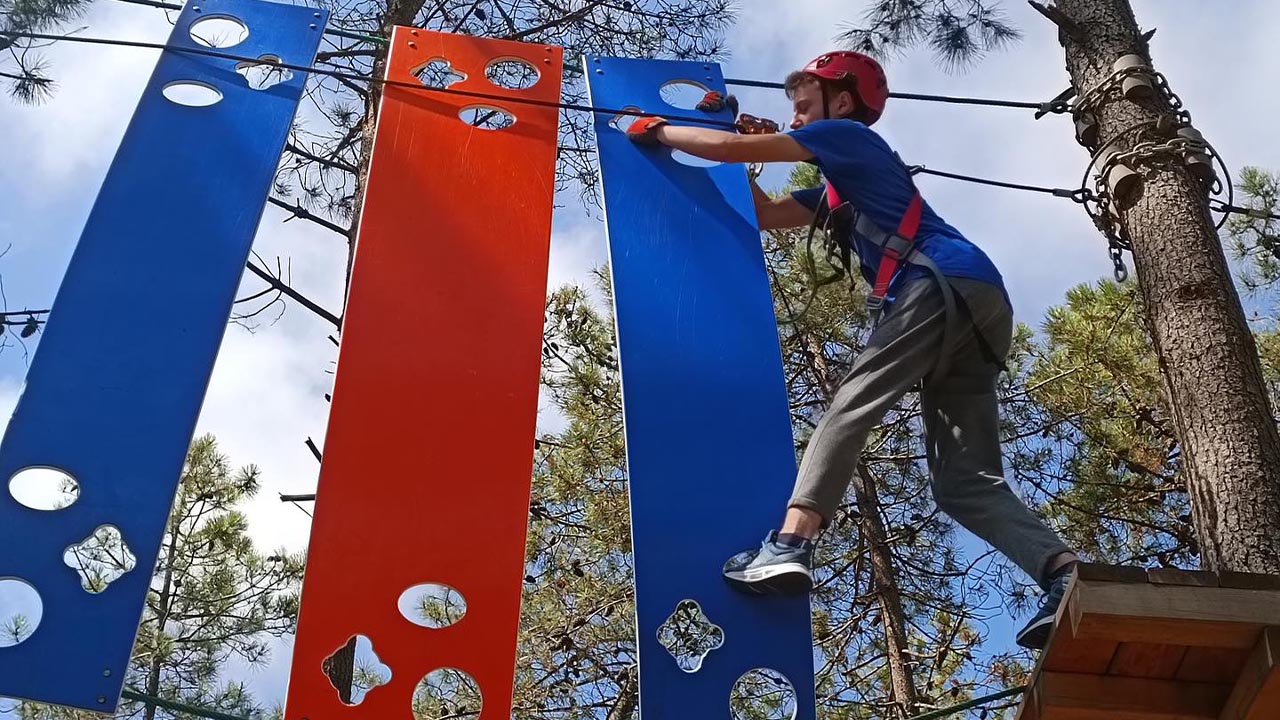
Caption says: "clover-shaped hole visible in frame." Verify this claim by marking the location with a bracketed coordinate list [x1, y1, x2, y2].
[0, 578, 42, 648]
[237, 55, 294, 90]
[398, 583, 466, 629]
[412, 667, 482, 719]
[657, 598, 724, 673]
[659, 80, 710, 110]
[64, 525, 137, 593]
[323, 634, 392, 706]
[485, 58, 539, 90]
[459, 105, 515, 130]
[9, 466, 79, 511]
[189, 15, 249, 48]
[730, 668, 797, 720]
[415, 58, 466, 89]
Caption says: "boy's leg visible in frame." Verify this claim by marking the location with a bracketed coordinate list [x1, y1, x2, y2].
[920, 279, 1076, 648]
[724, 278, 951, 594]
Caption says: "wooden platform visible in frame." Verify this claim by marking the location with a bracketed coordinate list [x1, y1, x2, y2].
[1015, 563, 1280, 720]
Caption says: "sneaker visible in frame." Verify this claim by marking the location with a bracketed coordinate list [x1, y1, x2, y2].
[722, 531, 814, 595]
[1015, 568, 1072, 650]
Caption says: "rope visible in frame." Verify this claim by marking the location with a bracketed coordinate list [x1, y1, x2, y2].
[910, 166, 1092, 203]
[0, 30, 741, 129]
[111, 0, 388, 45]
[120, 689, 252, 720]
[100, 0, 1070, 115]
[724, 77, 1063, 113]
[905, 686, 1026, 720]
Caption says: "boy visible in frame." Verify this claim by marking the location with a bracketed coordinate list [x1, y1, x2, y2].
[627, 51, 1077, 650]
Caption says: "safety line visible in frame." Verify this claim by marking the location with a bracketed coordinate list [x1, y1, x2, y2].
[911, 167, 1091, 202]
[0, 30, 741, 129]
[13, 28, 1270, 222]
[905, 685, 1026, 720]
[723, 76, 1051, 111]
[101, 0, 1067, 113]
[111, 0, 388, 45]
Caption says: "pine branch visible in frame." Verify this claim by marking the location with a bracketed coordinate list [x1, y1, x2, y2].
[245, 261, 341, 328]
[1027, 1, 1084, 42]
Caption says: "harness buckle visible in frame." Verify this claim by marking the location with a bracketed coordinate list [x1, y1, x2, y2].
[865, 294, 886, 314]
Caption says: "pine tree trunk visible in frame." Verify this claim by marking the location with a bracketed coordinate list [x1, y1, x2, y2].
[342, 0, 430, 312]
[1052, 0, 1280, 572]
[806, 335, 918, 714]
[855, 463, 918, 718]
[606, 665, 638, 720]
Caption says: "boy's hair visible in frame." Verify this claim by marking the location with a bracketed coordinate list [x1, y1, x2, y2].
[783, 70, 871, 123]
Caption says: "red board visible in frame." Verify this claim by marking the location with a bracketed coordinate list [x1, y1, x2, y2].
[284, 28, 562, 719]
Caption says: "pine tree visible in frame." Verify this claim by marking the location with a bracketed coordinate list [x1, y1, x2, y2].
[0, 0, 93, 103]
[6, 435, 305, 720]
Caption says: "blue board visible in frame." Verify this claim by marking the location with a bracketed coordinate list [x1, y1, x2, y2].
[0, 0, 324, 711]
[586, 57, 816, 719]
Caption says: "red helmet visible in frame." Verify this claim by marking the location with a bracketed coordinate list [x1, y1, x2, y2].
[802, 51, 889, 125]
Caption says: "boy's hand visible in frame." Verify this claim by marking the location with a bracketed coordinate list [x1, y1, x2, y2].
[696, 90, 739, 116]
[627, 116, 669, 145]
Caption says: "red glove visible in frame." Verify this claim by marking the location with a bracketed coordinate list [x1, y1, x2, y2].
[696, 90, 739, 116]
[626, 116, 669, 145]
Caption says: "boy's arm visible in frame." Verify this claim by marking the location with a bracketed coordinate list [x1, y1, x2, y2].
[752, 179, 817, 231]
[652, 125, 813, 164]
[627, 119, 818, 229]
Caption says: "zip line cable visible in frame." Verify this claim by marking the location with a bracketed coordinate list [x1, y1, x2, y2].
[111, 0, 387, 45]
[911, 166, 1092, 203]
[103, 0, 1069, 114]
[0, 29, 742, 129]
[5, 29, 1272, 227]
[722, 76, 1061, 113]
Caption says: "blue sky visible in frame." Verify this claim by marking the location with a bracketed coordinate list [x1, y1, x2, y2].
[3, 0, 1280, 715]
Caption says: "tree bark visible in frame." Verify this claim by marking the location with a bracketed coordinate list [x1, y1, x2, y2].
[1052, 0, 1280, 572]
[803, 331, 918, 714]
[855, 463, 919, 719]
[341, 0, 430, 314]
[606, 665, 638, 720]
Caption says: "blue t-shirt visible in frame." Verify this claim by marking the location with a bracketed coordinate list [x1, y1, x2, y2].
[788, 119, 1007, 305]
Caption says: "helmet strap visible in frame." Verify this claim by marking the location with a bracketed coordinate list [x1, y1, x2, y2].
[821, 82, 831, 120]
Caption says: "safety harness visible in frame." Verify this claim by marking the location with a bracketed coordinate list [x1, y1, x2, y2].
[821, 165, 1007, 380]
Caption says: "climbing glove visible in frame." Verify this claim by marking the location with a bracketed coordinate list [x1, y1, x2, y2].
[626, 116, 669, 145]
[696, 90, 739, 115]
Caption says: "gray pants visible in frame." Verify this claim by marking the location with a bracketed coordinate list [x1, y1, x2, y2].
[789, 277, 1072, 587]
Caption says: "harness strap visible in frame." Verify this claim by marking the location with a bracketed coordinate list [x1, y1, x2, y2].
[825, 176, 1005, 383]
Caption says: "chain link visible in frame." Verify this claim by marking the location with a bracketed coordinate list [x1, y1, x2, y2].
[1109, 245, 1129, 283]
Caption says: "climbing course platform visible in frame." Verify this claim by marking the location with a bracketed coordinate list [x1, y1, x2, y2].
[1015, 563, 1280, 720]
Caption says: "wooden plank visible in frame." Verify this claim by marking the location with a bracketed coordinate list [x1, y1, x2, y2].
[1074, 613, 1262, 650]
[1177, 647, 1250, 684]
[1043, 635, 1119, 674]
[1070, 579, 1280, 648]
[1077, 563, 1149, 584]
[1043, 573, 1118, 674]
[1016, 682, 1041, 720]
[1219, 627, 1280, 720]
[1148, 568, 1220, 587]
[1036, 672, 1229, 720]
[1219, 572, 1280, 592]
[1108, 642, 1189, 679]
